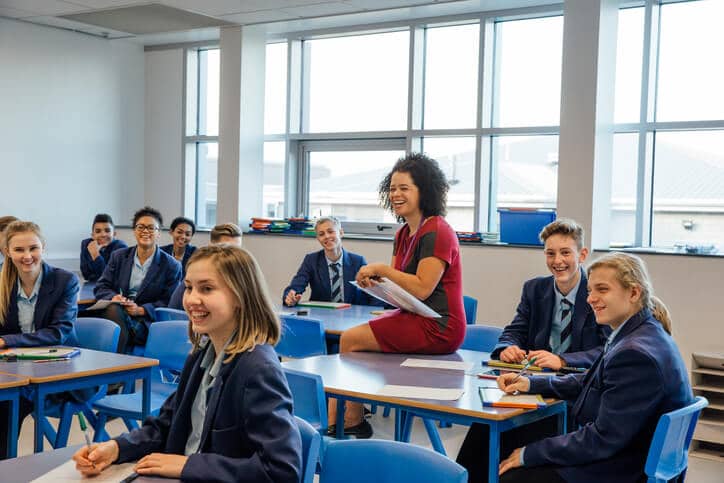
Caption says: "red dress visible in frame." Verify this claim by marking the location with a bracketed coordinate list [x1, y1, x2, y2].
[369, 216, 465, 354]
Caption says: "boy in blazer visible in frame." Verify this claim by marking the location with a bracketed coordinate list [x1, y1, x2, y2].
[80, 213, 128, 282]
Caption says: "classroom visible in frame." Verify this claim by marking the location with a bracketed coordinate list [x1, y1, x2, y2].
[0, 0, 722, 482]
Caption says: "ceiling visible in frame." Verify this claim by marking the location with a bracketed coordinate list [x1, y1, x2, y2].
[0, 0, 560, 45]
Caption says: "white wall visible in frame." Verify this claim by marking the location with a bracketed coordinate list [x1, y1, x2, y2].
[0, 18, 144, 258]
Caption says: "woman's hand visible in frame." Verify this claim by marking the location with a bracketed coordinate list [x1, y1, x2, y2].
[355, 263, 387, 288]
[135, 453, 188, 478]
[73, 440, 119, 477]
[497, 372, 530, 394]
[527, 350, 565, 370]
[499, 447, 523, 475]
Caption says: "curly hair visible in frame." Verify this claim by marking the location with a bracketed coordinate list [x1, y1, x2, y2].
[378, 152, 449, 223]
[132, 206, 163, 228]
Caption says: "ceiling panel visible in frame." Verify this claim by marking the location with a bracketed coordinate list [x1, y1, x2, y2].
[280, 2, 358, 18]
[219, 9, 298, 25]
[0, 0, 88, 16]
[0, 5, 34, 17]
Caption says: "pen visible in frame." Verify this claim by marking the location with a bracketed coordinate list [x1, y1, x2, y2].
[119, 471, 140, 483]
[33, 358, 70, 363]
[511, 356, 537, 384]
[77, 412, 96, 469]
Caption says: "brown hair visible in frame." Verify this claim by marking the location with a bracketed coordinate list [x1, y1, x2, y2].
[539, 218, 585, 250]
[0, 216, 19, 233]
[184, 245, 279, 359]
[210, 223, 243, 244]
[0, 221, 45, 323]
[587, 252, 671, 334]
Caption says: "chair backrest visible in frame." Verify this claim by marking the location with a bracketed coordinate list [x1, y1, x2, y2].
[154, 307, 188, 321]
[319, 440, 467, 483]
[144, 321, 193, 379]
[295, 416, 322, 483]
[71, 317, 120, 353]
[463, 295, 478, 324]
[645, 396, 708, 482]
[284, 368, 328, 432]
[460, 324, 502, 352]
[276, 315, 327, 358]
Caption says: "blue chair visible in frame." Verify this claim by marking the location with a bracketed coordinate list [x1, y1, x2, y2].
[463, 295, 478, 324]
[284, 368, 328, 434]
[276, 315, 327, 359]
[644, 396, 708, 483]
[154, 307, 188, 321]
[91, 320, 192, 439]
[460, 324, 503, 352]
[38, 317, 120, 448]
[296, 416, 322, 483]
[319, 439, 467, 483]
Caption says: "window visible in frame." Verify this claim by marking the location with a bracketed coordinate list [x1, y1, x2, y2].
[263, 141, 285, 218]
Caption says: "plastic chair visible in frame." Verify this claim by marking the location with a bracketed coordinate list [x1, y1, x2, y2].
[154, 307, 188, 321]
[91, 320, 192, 440]
[276, 315, 327, 359]
[644, 396, 708, 483]
[284, 368, 328, 434]
[38, 317, 120, 448]
[463, 295, 478, 324]
[296, 416, 322, 483]
[460, 324, 503, 352]
[319, 439, 467, 483]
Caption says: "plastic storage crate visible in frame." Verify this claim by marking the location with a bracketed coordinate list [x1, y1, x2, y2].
[498, 209, 556, 245]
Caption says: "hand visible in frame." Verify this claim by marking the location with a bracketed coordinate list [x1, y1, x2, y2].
[111, 294, 127, 303]
[135, 453, 188, 478]
[86, 240, 101, 260]
[284, 289, 302, 307]
[355, 263, 386, 288]
[73, 440, 119, 477]
[497, 372, 530, 394]
[0, 338, 5, 349]
[499, 447, 523, 475]
[527, 350, 564, 370]
[499, 345, 527, 363]
[122, 301, 145, 317]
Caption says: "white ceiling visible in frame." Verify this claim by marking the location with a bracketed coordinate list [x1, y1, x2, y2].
[0, 0, 560, 44]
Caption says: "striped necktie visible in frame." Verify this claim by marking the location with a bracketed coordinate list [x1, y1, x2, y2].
[559, 298, 573, 353]
[330, 263, 342, 303]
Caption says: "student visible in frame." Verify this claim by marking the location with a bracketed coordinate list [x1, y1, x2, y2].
[161, 216, 197, 274]
[167, 223, 243, 310]
[94, 207, 181, 352]
[0, 221, 79, 459]
[73, 245, 302, 482]
[457, 253, 693, 483]
[0, 216, 19, 272]
[332, 153, 466, 437]
[491, 219, 609, 370]
[283, 216, 380, 307]
[79, 213, 128, 282]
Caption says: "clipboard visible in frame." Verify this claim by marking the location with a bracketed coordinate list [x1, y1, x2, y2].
[349, 279, 440, 318]
[479, 387, 546, 409]
[0, 347, 81, 361]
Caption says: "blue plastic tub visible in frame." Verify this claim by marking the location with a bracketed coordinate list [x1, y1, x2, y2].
[498, 209, 556, 245]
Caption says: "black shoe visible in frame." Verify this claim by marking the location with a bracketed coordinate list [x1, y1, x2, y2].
[364, 407, 372, 419]
[326, 420, 374, 439]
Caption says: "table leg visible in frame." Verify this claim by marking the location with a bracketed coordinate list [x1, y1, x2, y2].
[335, 398, 345, 439]
[141, 368, 151, 420]
[6, 392, 19, 458]
[488, 422, 500, 483]
[33, 387, 44, 453]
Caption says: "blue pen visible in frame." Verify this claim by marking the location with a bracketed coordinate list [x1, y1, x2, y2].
[119, 471, 140, 483]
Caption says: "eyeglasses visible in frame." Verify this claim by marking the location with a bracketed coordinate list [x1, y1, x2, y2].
[134, 224, 159, 233]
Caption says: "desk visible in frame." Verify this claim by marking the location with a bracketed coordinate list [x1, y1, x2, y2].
[283, 304, 382, 335]
[0, 374, 29, 458]
[0, 445, 176, 483]
[282, 350, 566, 483]
[78, 281, 96, 307]
[0, 348, 158, 453]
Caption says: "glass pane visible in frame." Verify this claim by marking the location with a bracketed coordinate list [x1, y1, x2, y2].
[423, 24, 479, 129]
[422, 137, 476, 230]
[195, 142, 218, 228]
[265, 43, 288, 135]
[657, 0, 724, 121]
[263, 141, 286, 218]
[493, 135, 559, 215]
[198, 49, 219, 136]
[652, 130, 724, 249]
[610, 133, 638, 247]
[307, 31, 409, 132]
[614, 7, 644, 123]
[308, 150, 405, 222]
[494, 16, 563, 127]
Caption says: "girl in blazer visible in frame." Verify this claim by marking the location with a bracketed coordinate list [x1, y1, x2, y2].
[73, 245, 302, 483]
[160, 216, 197, 275]
[0, 220, 79, 459]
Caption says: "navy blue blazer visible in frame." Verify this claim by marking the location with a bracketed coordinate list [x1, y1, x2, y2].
[282, 249, 382, 306]
[0, 263, 78, 347]
[114, 343, 301, 483]
[94, 247, 182, 321]
[491, 273, 609, 367]
[525, 309, 692, 483]
[160, 244, 197, 274]
[80, 238, 128, 282]
[168, 281, 184, 310]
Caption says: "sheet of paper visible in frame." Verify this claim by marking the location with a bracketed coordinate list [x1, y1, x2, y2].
[84, 299, 119, 311]
[377, 384, 464, 400]
[30, 460, 136, 483]
[401, 358, 473, 371]
[350, 279, 440, 318]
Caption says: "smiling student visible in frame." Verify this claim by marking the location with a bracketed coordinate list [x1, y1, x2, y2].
[161, 217, 197, 275]
[73, 245, 301, 482]
[0, 221, 79, 459]
[80, 213, 128, 282]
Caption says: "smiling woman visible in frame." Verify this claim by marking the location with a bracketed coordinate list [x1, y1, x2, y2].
[160, 216, 197, 275]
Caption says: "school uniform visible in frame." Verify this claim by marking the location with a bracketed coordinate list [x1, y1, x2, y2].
[168, 281, 185, 310]
[491, 272, 609, 367]
[79, 238, 128, 282]
[282, 249, 382, 306]
[113, 342, 302, 483]
[161, 244, 197, 274]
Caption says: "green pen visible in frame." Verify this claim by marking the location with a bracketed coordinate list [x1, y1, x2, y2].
[511, 356, 537, 384]
[77, 412, 96, 468]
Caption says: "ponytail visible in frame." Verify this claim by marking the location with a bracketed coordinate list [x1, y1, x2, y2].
[650, 296, 672, 335]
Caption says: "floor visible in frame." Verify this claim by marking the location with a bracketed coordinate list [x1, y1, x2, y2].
[17, 411, 723, 482]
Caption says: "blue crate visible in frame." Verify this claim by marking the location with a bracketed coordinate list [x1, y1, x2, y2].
[498, 209, 556, 245]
